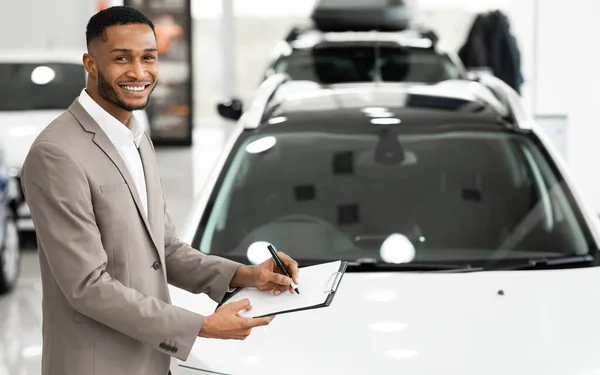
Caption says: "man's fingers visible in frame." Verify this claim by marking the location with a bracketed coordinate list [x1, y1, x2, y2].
[256, 315, 276, 327]
[274, 285, 290, 295]
[263, 281, 292, 293]
[278, 284, 291, 293]
[241, 329, 252, 339]
[228, 298, 252, 313]
[258, 268, 291, 286]
[269, 271, 292, 287]
[277, 252, 300, 285]
[244, 315, 275, 328]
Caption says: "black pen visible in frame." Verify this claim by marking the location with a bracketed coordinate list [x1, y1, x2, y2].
[267, 245, 299, 294]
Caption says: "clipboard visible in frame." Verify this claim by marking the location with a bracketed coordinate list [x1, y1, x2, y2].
[218, 260, 348, 318]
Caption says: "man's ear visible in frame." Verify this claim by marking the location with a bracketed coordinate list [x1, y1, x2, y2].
[82, 53, 97, 76]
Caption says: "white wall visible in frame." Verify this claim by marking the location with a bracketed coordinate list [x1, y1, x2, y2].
[0, 0, 94, 51]
[565, 0, 600, 213]
[533, 0, 569, 116]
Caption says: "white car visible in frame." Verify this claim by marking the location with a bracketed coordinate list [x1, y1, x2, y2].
[171, 74, 600, 375]
[0, 50, 150, 238]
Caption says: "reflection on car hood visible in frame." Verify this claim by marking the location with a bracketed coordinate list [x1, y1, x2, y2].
[173, 267, 600, 375]
[0, 110, 63, 170]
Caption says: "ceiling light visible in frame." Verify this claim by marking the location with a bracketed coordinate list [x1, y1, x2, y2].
[365, 111, 394, 118]
[268, 116, 287, 124]
[245, 136, 276, 154]
[31, 66, 56, 85]
[371, 118, 402, 125]
[246, 241, 272, 265]
[380, 233, 415, 264]
[362, 107, 390, 114]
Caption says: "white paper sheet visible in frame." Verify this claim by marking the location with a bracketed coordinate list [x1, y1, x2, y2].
[224, 261, 343, 318]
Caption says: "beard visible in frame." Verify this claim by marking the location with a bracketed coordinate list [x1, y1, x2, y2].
[97, 70, 155, 112]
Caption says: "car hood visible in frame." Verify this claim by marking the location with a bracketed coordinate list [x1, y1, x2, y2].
[176, 267, 600, 375]
[0, 111, 63, 170]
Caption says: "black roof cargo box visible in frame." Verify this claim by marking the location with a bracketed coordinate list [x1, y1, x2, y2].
[311, 0, 412, 32]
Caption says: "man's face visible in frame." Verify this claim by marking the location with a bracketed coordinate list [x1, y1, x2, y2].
[86, 23, 158, 112]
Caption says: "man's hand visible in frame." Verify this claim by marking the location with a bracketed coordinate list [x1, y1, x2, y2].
[230, 252, 300, 296]
[198, 299, 274, 340]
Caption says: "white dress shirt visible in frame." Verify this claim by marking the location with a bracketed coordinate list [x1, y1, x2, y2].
[78, 89, 148, 217]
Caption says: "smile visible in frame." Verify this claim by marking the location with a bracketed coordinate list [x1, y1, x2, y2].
[119, 84, 150, 92]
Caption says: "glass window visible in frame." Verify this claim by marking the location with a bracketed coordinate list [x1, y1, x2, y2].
[195, 128, 595, 267]
[0, 62, 85, 111]
[272, 46, 461, 84]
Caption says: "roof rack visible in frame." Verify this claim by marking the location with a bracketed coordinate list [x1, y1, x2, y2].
[283, 25, 438, 49]
[472, 73, 534, 130]
[310, 0, 412, 32]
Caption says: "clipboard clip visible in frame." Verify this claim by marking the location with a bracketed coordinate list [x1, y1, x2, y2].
[324, 272, 343, 294]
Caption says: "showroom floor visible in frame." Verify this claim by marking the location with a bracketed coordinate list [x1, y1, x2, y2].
[0, 120, 236, 375]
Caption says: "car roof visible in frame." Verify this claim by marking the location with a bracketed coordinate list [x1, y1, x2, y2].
[258, 80, 511, 130]
[0, 50, 84, 64]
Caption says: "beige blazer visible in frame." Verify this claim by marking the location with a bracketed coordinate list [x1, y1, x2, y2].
[21, 99, 242, 375]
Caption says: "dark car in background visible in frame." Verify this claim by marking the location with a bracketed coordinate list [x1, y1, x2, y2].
[0, 136, 20, 295]
[217, 0, 467, 121]
[262, 26, 466, 85]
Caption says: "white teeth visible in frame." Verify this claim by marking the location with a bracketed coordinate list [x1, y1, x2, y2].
[121, 86, 145, 91]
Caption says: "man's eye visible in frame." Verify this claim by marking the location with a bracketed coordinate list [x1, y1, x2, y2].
[116, 56, 128, 62]
[144, 55, 156, 61]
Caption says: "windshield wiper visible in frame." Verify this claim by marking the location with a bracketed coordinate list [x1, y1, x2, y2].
[347, 258, 481, 273]
[484, 254, 596, 271]
[347, 254, 597, 272]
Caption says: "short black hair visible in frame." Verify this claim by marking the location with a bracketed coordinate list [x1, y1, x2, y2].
[86, 6, 155, 48]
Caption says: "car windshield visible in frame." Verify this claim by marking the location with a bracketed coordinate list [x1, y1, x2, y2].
[0, 62, 85, 111]
[194, 127, 595, 268]
[271, 45, 462, 84]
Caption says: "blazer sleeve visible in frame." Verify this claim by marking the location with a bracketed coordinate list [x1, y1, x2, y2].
[162, 181, 243, 302]
[21, 141, 203, 361]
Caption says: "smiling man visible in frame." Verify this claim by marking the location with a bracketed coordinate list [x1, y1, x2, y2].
[84, 7, 158, 120]
[20, 6, 299, 375]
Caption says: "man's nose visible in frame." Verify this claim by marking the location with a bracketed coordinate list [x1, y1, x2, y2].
[128, 61, 146, 80]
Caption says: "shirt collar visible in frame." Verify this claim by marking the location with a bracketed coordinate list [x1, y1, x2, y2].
[78, 88, 144, 148]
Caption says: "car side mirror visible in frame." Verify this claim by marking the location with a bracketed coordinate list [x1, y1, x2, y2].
[216, 98, 243, 121]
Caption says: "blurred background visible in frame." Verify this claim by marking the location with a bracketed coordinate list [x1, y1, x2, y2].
[0, 0, 599, 373]
[3, 0, 594, 206]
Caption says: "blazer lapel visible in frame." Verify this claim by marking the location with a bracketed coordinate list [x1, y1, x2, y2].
[68, 99, 163, 258]
[138, 133, 164, 261]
